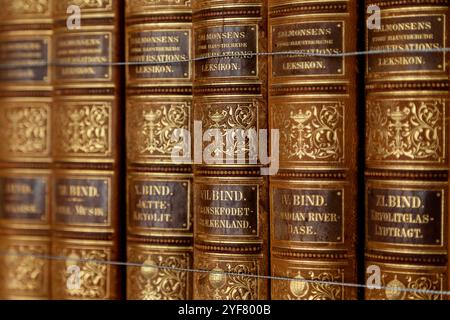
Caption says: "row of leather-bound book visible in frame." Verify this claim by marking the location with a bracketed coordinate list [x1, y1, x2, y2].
[0, 0, 449, 300]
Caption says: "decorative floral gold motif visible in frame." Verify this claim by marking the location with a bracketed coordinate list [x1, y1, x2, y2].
[0, 243, 48, 295]
[127, 250, 190, 300]
[127, 0, 190, 6]
[406, 276, 442, 300]
[195, 260, 258, 300]
[1, 0, 49, 15]
[366, 100, 444, 162]
[292, 271, 343, 300]
[200, 102, 258, 160]
[272, 265, 344, 300]
[273, 102, 344, 162]
[0, 103, 49, 156]
[55, 103, 110, 156]
[128, 101, 190, 161]
[53, 247, 109, 299]
[367, 272, 444, 300]
[55, 0, 112, 13]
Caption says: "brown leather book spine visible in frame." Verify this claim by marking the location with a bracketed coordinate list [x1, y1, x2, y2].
[0, 0, 53, 299]
[192, 0, 269, 300]
[51, 0, 123, 299]
[268, 0, 359, 299]
[125, 0, 193, 300]
[365, 0, 449, 300]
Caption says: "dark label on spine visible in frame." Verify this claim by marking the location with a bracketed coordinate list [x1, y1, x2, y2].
[367, 188, 443, 245]
[273, 188, 343, 242]
[128, 30, 190, 80]
[55, 178, 109, 225]
[272, 21, 344, 76]
[367, 15, 444, 73]
[0, 38, 49, 82]
[197, 184, 258, 236]
[55, 33, 111, 80]
[0, 177, 47, 221]
[129, 179, 190, 230]
[195, 25, 257, 78]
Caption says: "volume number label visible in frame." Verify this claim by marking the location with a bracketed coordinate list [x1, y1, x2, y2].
[197, 184, 258, 236]
[367, 188, 444, 246]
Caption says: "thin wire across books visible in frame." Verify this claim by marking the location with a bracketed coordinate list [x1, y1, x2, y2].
[0, 250, 449, 297]
[1, 47, 450, 68]
[1, 47, 448, 298]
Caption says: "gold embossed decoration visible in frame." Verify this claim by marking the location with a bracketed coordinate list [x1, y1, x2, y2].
[1, 0, 49, 15]
[128, 0, 190, 6]
[272, 265, 344, 300]
[366, 99, 444, 162]
[127, 250, 190, 300]
[0, 243, 48, 296]
[0, 103, 49, 157]
[127, 101, 190, 162]
[273, 102, 344, 163]
[55, 102, 111, 156]
[195, 260, 258, 300]
[198, 101, 258, 161]
[366, 271, 444, 300]
[54, 0, 112, 14]
[53, 247, 110, 299]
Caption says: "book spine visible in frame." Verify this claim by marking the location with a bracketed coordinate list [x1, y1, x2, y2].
[268, 0, 359, 299]
[51, 0, 123, 299]
[192, 0, 269, 300]
[364, 0, 449, 300]
[125, 0, 194, 300]
[0, 0, 53, 299]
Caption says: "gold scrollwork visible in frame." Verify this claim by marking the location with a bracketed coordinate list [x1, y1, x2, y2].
[0, 0, 49, 15]
[366, 99, 444, 162]
[195, 260, 258, 300]
[55, 102, 111, 156]
[128, 101, 190, 160]
[127, 0, 190, 6]
[0, 243, 47, 294]
[53, 247, 109, 299]
[367, 272, 444, 300]
[127, 250, 190, 300]
[199, 101, 258, 160]
[0, 103, 49, 156]
[272, 264, 345, 300]
[55, 0, 112, 13]
[273, 102, 344, 162]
